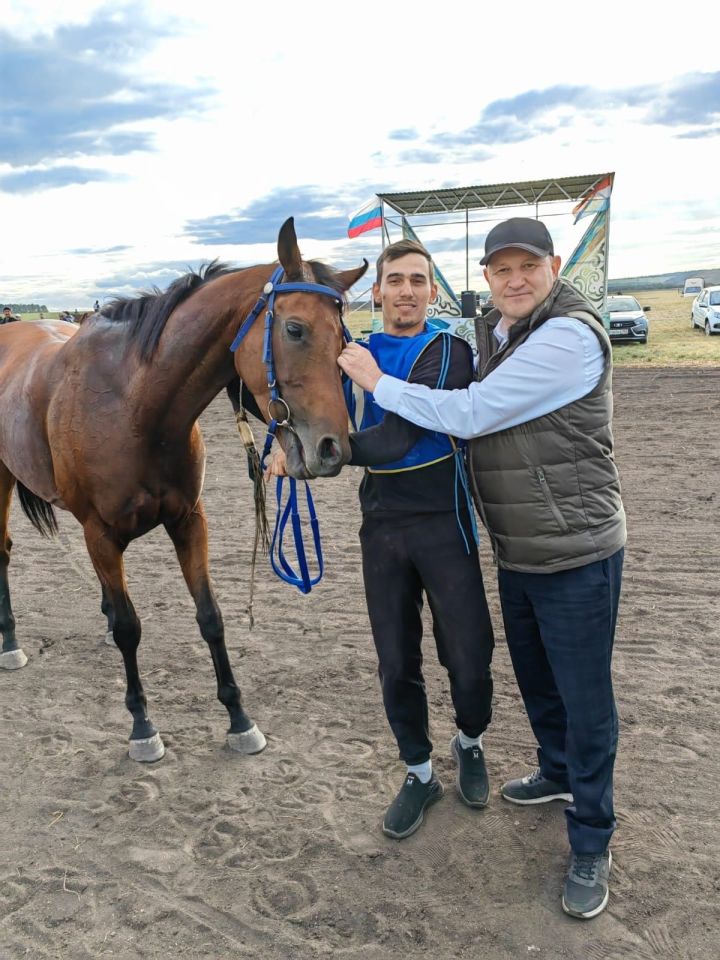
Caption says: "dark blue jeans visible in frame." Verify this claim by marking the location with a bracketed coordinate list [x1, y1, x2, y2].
[498, 548, 624, 854]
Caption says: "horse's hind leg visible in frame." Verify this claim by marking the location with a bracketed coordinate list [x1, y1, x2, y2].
[166, 503, 266, 754]
[83, 519, 165, 762]
[0, 463, 27, 670]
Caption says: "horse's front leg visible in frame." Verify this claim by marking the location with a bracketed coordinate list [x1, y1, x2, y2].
[166, 503, 266, 755]
[83, 519, 165, 762]
[0, 464, 26, 670]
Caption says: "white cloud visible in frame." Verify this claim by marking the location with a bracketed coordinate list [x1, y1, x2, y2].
[1, 0, 719, 307]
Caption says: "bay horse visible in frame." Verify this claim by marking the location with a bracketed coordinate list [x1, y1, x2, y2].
[0, 218, 367, 762]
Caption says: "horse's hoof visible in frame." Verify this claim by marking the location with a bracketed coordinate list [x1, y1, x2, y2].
[227, 724, 267, 755]
[0, 648, 28, 670]
[104, 630, 115, 646]
[128, 732, 165, 762]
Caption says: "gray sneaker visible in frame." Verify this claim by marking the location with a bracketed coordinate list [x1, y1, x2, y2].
[500, 768, 573, 805]
[450, 735, 489, 808]
[562, 850, 612, 919]
[382, 772, 444, 839]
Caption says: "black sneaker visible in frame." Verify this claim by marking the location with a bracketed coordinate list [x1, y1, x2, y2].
[450, 735, 489, 808]
[500, 768, 573, 805]
[562, 850, 612, 919]
[382, 772, 444, 839]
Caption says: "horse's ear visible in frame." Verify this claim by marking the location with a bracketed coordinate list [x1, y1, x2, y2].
[278, 217, 303, 280]
[334, 259, 369, 293]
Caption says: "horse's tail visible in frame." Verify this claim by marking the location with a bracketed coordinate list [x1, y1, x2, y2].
[16, 482, 59, 538]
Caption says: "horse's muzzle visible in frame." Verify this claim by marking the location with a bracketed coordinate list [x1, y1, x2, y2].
[315, 435, 343, 474]
[284, 429, 347, 479]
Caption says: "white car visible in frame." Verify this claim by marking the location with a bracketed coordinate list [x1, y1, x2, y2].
[691, 286, 720, 336]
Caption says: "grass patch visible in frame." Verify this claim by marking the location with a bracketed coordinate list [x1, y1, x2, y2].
[347, 291, 720, 367]
[609, 289, 720, 367]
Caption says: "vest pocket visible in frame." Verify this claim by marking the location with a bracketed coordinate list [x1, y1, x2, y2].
[535, 468, 571, 534]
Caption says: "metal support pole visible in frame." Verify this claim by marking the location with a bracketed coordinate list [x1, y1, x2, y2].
[465, 208, 469, 290]
[602, 203, 611, 319]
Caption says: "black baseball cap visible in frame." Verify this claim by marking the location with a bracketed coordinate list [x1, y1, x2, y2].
[480, 217, 554, 265]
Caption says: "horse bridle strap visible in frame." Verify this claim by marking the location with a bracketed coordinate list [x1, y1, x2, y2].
[229, 266, 350, 595]
[229, 267, 346, 355]
[230, 264, 352, 460]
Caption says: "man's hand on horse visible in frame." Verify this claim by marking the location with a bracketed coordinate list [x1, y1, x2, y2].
[337, 343, 383, 393]
[264, 448, 288, 481]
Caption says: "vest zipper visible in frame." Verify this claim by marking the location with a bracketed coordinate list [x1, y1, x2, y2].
[536, 468, 571, 534]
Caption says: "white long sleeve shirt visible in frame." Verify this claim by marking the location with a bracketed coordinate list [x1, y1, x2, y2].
[372, 317, 604, 440]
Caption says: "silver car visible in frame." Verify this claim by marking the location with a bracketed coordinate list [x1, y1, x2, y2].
[691, 286, 720, 336]
[606, 295, 650, 344]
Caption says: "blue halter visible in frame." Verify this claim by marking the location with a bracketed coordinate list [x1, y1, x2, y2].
[230, 266, 351, 594]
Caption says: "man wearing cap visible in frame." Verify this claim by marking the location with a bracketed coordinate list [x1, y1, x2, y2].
[338, 217, 625, 920]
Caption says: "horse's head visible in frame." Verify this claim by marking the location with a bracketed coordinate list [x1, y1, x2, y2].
[234, 218, 367, 479]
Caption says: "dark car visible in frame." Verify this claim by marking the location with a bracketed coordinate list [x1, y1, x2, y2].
[605, 295, 650, 344]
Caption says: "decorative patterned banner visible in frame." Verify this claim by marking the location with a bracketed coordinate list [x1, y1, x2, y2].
[572, 174, 614, 225]
[401, 218, 461, 318]
[396, 218, 480, 348]
[562, 207, 609, 318]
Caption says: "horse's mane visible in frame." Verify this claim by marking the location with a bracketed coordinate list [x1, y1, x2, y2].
[306, 260, 347, 296]
[101, 260, 240, 361]
[101, 258, 347, 363]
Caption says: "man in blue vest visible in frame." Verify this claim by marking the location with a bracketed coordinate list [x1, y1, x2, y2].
[338, 218, 625, 919]
[268, 239, 495, 840]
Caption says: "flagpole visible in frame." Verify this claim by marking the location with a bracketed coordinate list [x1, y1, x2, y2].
[602, 201, 611, 319]
[381, 201, 392, 248]
[465, 208, 469, 290]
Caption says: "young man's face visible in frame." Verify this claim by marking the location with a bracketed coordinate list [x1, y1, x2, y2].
[484, 248, 561, 325]
[373, 253, 437, 337]
[2, 309, 11, 318]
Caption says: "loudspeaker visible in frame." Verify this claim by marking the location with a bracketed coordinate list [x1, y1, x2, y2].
[461, 290, 477, 319]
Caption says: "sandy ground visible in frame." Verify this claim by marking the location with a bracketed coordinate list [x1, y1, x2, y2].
[1, 367, 719, 960]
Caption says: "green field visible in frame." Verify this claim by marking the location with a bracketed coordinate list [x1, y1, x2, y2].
[348, 289, 720, 367]
[18, 312, 81, 321]
[607, 288, 720, 366]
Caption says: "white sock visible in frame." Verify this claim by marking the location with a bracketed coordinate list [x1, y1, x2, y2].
[458, 730, 483, 750]
[407, 760, 432, 783]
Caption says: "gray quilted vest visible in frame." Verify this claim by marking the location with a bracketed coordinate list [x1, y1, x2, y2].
[468, 278, 626, 573]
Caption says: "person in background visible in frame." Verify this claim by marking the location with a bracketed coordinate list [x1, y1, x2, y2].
[338, 217, 625, 920]
[1, 306, 20, 324]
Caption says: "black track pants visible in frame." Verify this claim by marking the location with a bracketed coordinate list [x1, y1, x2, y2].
[360, 511, 494, 765]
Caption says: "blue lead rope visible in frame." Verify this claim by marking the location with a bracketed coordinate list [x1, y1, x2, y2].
[269, 477, 324, 594]
[256, 417, 323, 594]
[435, 334, 478, 555]
[454, 448, 479, 554]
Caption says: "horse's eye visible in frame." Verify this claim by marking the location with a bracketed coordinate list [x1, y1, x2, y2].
[286, 321, 304, 341]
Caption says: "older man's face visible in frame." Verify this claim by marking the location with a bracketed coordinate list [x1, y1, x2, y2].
[484, 248, 561, 325]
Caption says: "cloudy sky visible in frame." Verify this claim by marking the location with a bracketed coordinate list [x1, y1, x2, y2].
[2, 0, 719, 309]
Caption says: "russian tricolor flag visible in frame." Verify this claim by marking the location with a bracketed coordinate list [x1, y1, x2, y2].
[348, 197, 383, 238]
[573, 175, 614, 224]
